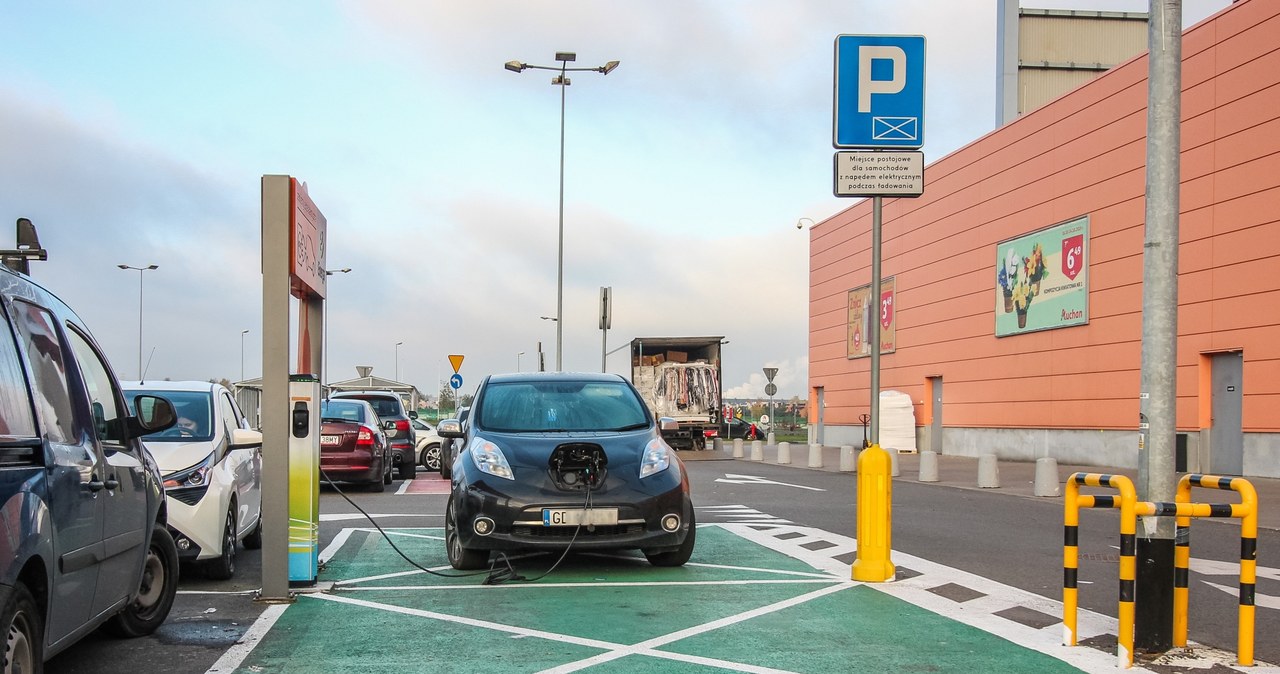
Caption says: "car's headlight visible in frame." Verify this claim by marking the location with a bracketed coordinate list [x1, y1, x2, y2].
[470, 438, 514, 480]
[640, 438, 670, 478]
[163, 452, 214, 489]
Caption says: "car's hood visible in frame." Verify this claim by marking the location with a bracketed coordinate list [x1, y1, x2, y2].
[140, 440, 216, 474]
[476, 429, 658, 471]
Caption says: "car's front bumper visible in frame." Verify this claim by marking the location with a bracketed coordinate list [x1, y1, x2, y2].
[453, 476, 692, 554]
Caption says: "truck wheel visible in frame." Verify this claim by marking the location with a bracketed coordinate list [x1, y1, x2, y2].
[106, 526, 179, 637]
[1, 582, 42, 673]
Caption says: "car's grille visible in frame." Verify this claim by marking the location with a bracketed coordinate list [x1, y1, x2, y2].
[168, 486, 209, 506]
[511, 523, 646, 538]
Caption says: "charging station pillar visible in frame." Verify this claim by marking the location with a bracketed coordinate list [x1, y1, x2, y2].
[288, 374, 321, 586]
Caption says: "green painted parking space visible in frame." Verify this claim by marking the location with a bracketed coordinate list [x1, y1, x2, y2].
[228, 525, 1091, 673]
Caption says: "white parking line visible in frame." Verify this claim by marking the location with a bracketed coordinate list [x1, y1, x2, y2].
[202, 603, 288, 674]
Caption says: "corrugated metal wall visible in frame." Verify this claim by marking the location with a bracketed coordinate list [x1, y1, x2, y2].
[1017, 11, 1147, 115]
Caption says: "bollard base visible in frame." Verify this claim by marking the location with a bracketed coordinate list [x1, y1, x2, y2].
[852, 558, 896, 583]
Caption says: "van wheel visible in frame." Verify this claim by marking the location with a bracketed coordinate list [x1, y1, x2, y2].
[1, 582, 42, 673]
[105, 526, 179, 637]
[203, 507, 238, 580]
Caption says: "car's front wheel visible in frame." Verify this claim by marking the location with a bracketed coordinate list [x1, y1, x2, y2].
[1, 582, 42, 673]
[421, 443, 442, 471]
[203, 506, 238, 580]
[643, 509, 697, 567]
[445, 495, 488, 570]
[105, 526, 179, 637]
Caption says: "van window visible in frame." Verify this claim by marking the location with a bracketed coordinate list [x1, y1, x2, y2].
[0, 306, 37, 438]
[11, 301, 74, 443]
[67, 327, 126, 445]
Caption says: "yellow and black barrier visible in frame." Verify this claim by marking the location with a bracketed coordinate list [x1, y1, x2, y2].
[1063, 472, 1138, 667]
[1136, 473, 1258, 667]
[1064, 472, 1259, 668]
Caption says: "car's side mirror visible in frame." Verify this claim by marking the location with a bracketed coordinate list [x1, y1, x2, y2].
[229, 427, 263, 450]
[384, 420, 396, 431]
[127, 394, 177, 438]
[409, 410, 418, 419]
[436, 418, 463, 438]
[659, 417, 679, 432]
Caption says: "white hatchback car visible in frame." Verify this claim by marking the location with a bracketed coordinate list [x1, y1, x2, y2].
[411, 417, 444, 471]
[123, 380, 263, 579]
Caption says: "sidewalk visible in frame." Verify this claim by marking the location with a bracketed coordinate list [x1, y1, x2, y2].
[692, 440, 1280, 531]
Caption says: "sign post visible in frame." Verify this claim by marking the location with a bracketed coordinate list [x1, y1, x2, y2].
[834, 34, 925, 584]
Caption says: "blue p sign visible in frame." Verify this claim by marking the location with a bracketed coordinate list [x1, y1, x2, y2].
[834, 35, 926, 149]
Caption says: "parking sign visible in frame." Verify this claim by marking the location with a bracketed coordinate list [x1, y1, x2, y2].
[833, 35, 926, 149]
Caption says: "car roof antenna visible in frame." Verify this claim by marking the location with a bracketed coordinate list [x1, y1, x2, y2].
[1, 218, 49, 275]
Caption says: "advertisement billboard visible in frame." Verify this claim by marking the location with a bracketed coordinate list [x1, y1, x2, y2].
[848, 276, 896, 358]
[995, 216, 1089, 337]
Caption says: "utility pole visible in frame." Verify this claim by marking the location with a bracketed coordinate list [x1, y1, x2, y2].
[1135, 0, 1181, 654]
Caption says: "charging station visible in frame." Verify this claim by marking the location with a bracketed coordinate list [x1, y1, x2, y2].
[288, 374, 321, 586]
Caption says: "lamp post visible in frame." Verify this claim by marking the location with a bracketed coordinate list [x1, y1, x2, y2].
[240, 329, 249, 381]
[517, 351, 525, 372]
[117, 264, 158, 379]
[395, 341, 404, 382]
[506, 52, 619, 371]
[323, 268, 351, 387]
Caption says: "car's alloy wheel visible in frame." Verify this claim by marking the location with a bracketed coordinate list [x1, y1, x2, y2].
[2, 582, 41, 674]
[421, 443, 441, 471]
[445, 495, 488, 570]
[204, 507, 238, 580]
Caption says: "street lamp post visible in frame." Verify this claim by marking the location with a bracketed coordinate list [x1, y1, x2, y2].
[395, 341, 404, 381]
[323, 268, 351, 387]
[517, 351, 525, 372]
[506, 53, 619, 371]
[240, 329, 249, 381]
[117, 264, 158, 379]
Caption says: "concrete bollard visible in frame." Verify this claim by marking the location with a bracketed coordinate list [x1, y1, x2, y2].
[712, 437, 723, 452]
[840, 445, 856, 472]
[732, 438, 744, 458]
[808, 443, 824, 468]
[767, 431, 776, 445]
[890, 448, 901, 477]
[978, 453, 1000, 488]
[1034, 457, 1060, 497]
[777, 442, 791, 465]
[918, 450, 939, 482]
[750, 440, 764, 461]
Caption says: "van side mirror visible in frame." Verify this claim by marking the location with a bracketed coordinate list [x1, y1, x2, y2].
[128, 394, 177, 438]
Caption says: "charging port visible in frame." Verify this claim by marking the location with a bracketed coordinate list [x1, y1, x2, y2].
[549, 443, 608, 491]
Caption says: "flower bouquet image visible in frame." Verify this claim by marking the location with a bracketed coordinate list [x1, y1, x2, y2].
[1024, 243, 1048, 295]
[1012, 280, 1032, 328]
[998, 248, 1020, 313]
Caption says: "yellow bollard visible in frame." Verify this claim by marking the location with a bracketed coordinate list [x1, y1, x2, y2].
[852, 444, 895, 582]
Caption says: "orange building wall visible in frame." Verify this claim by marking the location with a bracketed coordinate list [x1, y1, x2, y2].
[809, 0, 1280, 435]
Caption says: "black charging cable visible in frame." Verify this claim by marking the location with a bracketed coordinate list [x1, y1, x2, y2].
[320, 469, 502, 580]
[485, 469, 596, 585]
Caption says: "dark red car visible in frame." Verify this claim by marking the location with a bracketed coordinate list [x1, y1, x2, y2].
[320, 399, 394, 491]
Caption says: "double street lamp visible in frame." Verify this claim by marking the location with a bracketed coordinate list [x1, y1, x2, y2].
[117, 264, 158, 380]
[506, 52, 619, 371]
[324, 267, 351, 385]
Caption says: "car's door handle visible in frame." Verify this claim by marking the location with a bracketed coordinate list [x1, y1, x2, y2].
[86, 479, 105, 492]
[104, 477, 120, 490]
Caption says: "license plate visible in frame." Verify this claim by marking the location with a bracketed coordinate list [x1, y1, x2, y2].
[320, 434, 341, 447]
[542, 508, 619, 527]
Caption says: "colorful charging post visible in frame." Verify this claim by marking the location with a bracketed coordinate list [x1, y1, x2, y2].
[852, 444, 895, 582]
[288, 374, 321, 586]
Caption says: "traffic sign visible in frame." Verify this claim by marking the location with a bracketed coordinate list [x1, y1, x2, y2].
[449, 373, 463, 390]
[765, 383, 778, 397]
[833, 35, 926, 149]
[763, 367, 778, 383]
[834, 151, 925, 197]
[448, 354, 464, 373]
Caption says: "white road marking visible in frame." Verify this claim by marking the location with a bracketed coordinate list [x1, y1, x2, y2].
[202, 603, 288, 674]
[715, 473, 826, 491]
[344, 578, 838, 592]
[1202, 580, 1280, 610]
[318, 512, 439, 522]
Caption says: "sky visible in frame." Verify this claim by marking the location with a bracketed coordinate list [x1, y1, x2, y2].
[0, 0, 1231, 404]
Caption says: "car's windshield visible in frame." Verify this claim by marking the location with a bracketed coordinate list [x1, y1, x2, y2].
[125, 389, 213, 441]
[321, 400, 368, 424]
[477, 380, 649, 433]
